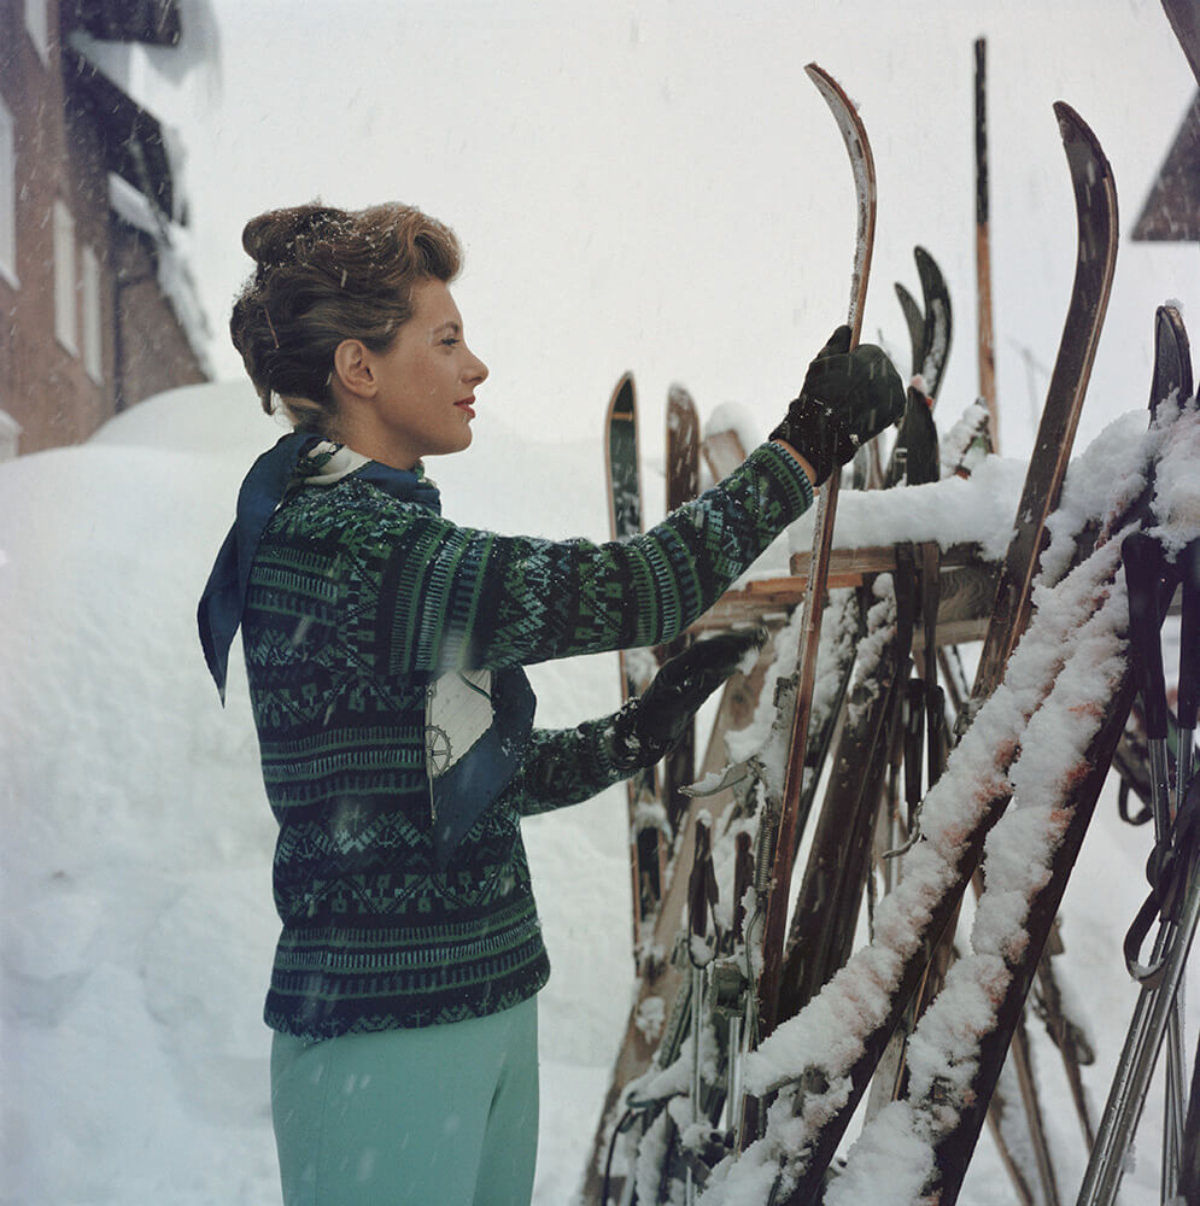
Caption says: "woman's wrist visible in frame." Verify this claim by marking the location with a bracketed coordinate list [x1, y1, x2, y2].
[770, 438, 819, 491]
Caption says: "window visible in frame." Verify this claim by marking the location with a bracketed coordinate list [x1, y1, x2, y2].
[53, 200, 77, 353]
[81, 245, 102, 382]
[0, 99, 15, 286]
[25, 0, 49, 63]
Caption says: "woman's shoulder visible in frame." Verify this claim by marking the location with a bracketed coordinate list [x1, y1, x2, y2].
[271, 474, 441, 548]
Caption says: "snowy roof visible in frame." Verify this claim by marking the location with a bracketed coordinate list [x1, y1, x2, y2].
[109, 173, 212, 374]
[64, 46, 178, 222]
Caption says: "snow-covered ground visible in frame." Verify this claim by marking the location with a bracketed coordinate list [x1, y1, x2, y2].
[1, 381, 1196, 1205]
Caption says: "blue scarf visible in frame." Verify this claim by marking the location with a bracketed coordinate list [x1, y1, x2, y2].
[198, 432, 440, 697]
[197, 432, 534, 867]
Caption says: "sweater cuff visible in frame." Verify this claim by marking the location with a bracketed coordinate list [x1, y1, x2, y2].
[749, 441, 816, 518]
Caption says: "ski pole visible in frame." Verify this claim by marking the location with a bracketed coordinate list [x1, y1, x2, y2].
[975, 37, 999, 452]
[686, 812, 718, 1206]
[1182, 1023, 1200, 1204]
[1123, 532, 1186, 1203]
[723, 831, 755, 1143]
[1177, 536, 1198, 828]
[1076, 535, 1196, 1206]
[1075, 776, 1200, 1206]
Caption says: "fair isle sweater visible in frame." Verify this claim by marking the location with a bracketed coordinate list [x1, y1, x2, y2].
[242, 442, 812, 1039]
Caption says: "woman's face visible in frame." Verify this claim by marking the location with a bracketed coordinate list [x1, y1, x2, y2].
[351, 279, 489, 468]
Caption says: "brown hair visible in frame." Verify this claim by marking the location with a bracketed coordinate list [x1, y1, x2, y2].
[229, 202, 462, 433]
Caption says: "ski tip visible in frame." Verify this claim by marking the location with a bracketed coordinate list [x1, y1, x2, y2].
[1051, 101, 1112, 177]
[804, 62, 857, 111]
[1052, 99, 1084, 132]
[1150, 304, 1194, 412]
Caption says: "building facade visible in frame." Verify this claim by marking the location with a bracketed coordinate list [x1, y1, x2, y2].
[0, 0, 209, 459]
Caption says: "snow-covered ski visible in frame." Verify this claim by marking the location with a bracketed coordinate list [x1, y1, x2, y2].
[696, 99, 1122, 1206]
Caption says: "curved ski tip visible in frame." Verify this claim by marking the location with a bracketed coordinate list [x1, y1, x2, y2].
[1052, 99, 1095, 146]
[608, 371, 636, 409]
[1052, 100, 1116, 189]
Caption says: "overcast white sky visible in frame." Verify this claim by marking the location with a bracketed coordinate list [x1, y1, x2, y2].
[107, 0, 1197, 484]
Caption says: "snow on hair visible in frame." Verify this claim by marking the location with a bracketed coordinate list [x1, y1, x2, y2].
[229, 202, 462, 432]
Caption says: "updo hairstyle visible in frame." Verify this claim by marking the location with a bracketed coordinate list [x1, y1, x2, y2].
[229, 202, 461, 434]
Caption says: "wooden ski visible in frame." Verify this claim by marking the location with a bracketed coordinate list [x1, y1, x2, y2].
[754, 60, 878, 1042]
[605, 372, 666, 958]
[738, 101, 1119, 1205]
[661, 385, 703, 835]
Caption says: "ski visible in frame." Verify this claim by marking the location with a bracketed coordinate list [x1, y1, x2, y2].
[695, 101, 1120, 1206]
[888, 247, 950, 489]
[1076, 305, 1198, 1206]
[856, 309, 1198, 1206]
[914, 246, 953, 399]
[971, 102, 1118, 694]
[754, 60, 879, 1044]
[773, 249, 947, 1103]
[605, 372, 666, 958]
[717, 409, 1191, 1206]
[892, 238, 1062, 1202]
[662, 386, 703, 836]
[775, 569, 912, 1024]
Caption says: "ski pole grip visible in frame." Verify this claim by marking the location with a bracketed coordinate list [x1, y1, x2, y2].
[1122, 532, 1170, 741]
[1179, 537, 1200, 732]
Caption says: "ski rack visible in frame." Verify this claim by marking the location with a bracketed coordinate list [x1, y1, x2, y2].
[582, 70, 1200, 1206]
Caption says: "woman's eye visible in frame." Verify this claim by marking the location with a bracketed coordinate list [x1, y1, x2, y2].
[442, 337, 460, 348]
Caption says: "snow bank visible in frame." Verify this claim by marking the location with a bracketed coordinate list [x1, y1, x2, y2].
[0, 382, 633, 1206]
[3, 383, 1194, 1206]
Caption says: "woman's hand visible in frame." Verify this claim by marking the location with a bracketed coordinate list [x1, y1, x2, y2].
[606, 628, 766, 771]
[771, 325, 905, 486]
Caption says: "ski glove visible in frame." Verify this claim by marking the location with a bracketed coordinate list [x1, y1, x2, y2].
[772, 325, 906, 486]
[607, 628, 766, 772]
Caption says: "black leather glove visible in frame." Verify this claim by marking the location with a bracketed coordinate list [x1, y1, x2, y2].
[771, 325, 906, 486]
[607, 628, 766, 771]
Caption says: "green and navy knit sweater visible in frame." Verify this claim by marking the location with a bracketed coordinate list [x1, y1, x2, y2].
[242, 441, 812, 1039]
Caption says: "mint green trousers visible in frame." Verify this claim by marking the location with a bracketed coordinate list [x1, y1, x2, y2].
[270, 998, 539, 1206]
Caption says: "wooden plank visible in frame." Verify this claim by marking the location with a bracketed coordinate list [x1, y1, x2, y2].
[688, 546, 997, 650]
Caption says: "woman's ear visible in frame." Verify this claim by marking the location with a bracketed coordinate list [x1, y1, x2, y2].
[332, 339, 376, 399]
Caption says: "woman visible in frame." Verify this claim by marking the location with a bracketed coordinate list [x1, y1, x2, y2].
[198, 202, 902, 1206]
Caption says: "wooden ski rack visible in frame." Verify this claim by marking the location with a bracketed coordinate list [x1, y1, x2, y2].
[688, 542, 998, 650]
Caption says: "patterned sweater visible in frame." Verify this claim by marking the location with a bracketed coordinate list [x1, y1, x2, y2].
[241, 442, 812, 1039]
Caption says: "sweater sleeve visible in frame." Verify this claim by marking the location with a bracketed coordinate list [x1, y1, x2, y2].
[497, 717, 628, 818]
[378, 441, 812, 676]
